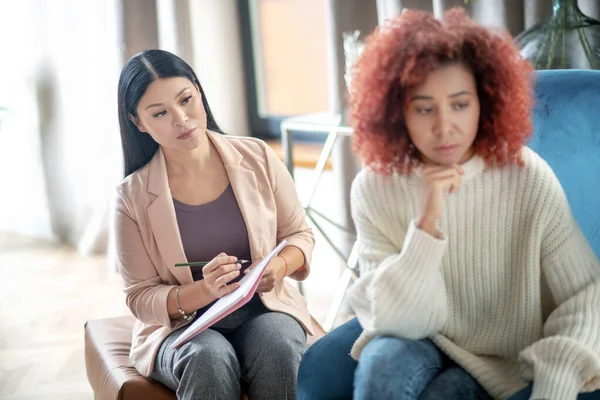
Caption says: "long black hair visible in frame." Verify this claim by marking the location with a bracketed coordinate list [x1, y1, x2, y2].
[117, 49, 223, 177]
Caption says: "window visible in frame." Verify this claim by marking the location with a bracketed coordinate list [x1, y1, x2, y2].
[239, 0, 330, 139]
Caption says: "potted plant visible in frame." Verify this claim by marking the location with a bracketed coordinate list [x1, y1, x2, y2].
[516, 0, 600, 69]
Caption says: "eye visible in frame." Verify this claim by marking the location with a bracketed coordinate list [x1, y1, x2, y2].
[417, 107, 434, 115]
[181, 95, 192, 105]
[153, 110, 166, 118]
[453, 102, 469, 111]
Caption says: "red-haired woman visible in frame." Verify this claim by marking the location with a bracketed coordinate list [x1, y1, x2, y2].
[297, 8, 600, 400]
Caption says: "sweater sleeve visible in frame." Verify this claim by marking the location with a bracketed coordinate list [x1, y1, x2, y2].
[518, 173, 600, 400]
[346, 172, 449, 339]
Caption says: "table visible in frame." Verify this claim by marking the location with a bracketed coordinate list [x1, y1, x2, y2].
[280, 112, 360, 331]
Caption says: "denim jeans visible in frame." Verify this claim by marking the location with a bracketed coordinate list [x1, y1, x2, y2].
[298, 318, 490, 400]
[298, 317, 361, 399]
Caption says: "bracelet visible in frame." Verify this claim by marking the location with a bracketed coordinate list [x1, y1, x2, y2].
[175, 287, 197, 321]
[279, 255, 288, 279]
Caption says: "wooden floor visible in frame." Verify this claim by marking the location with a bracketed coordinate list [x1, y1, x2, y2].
[0, 234, 127, 400]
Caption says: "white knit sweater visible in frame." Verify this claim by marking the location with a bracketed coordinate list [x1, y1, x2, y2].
[347, 147, 600, 400]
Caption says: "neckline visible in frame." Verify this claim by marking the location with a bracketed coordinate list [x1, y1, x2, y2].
[172, 184, 233, 212]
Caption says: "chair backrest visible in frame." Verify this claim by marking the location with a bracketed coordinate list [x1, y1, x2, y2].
[529, 69, 600, 259]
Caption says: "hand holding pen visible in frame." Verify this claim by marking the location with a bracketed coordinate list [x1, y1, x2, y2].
[181, 253, 245, 299]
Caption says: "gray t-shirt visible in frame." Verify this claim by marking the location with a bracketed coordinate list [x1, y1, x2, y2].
[173, 184, 252, 282]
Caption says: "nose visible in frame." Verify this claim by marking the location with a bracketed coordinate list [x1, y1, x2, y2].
[173, 106, 189, 127]
[433, 109, 451, 138]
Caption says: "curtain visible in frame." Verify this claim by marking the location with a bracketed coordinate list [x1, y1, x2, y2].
[0, 0, 123, 253]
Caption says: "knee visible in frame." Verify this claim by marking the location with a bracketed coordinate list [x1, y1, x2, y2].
[299, 318, 362, 379]
[176, 336, 239, 378]
[298, 319, 361, 399]
[297, 340, 342, 399]
[298, 341, 325, 380]
[431, 367, 473, 385]
[356, 337, 442, 389]
[423, 367, 490, 399]
[265, 333, 306, 373]
[298, 332, 353, 389]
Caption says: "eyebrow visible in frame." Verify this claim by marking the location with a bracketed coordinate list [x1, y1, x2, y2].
[410, 90, 473, 102]
[144, 87, 191, 110]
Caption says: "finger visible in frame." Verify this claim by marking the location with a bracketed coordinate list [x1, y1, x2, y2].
[256, 283, 268, 293]
[203, 255, 237, 273]
[218, 283, 241, 297]
[257, 282, 274, 293]
[214, 270, 241, 286]
[453, 164, 465, 175]
[422, 164, 453, 175]
[424, 167, 461, 180]
[427, 173, 458, 186]
[243, 259, 261, 274]
[432, 175, 461, 193]
[223, 282, 241, 293]
[452, 173, 462, 192]
[213, 263, 242, 277]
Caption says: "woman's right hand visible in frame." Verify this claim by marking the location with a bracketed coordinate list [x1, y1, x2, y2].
[201, 253, 242, 299]
[417, 164, 464, 237]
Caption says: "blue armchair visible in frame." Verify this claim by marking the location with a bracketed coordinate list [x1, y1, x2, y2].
[529, 69, 600, 259]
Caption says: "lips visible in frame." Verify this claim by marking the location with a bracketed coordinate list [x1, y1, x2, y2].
[434, 144, 460, 154]
[177, 127, 196, 139]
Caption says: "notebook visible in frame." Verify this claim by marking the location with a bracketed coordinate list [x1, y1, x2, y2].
[170, 239, 288, 349]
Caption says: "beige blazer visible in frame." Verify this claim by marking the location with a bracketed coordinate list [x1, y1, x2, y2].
[114, 130, 315, 377]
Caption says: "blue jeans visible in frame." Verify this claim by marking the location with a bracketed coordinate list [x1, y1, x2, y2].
[298, 318, 490, 400]
[298, 317, 361, 399]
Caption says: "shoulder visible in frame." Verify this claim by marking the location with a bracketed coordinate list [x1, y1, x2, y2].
[223, 134, 271, 160]
[352, 167, 413, 198]
[502, 147, 570, 218]
[351, 167, 415, 214]
[116, 163, 150, 201]
[519, 147, 553, 175]
[513, 147, 564, 195]
[221, 134, 290, 186]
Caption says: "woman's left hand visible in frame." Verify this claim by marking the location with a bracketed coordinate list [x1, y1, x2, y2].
[244, 256, 286, 293]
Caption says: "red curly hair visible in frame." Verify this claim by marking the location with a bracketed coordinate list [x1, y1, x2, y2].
[350, 8, 534, 175]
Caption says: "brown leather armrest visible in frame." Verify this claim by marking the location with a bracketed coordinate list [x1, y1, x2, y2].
[84, 315, 175, 400]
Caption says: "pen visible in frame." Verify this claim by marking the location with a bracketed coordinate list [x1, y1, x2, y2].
[175, 259, 250, 267]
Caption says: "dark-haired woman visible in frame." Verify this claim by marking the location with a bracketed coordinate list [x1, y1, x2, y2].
[115, 49, 314, 400]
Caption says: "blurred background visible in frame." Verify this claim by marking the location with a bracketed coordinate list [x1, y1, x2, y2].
[0, 1, 598, 398]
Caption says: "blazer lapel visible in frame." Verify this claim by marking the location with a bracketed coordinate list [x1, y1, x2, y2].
[208, 131, 265, 262]
[146, 149, 193, 285]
